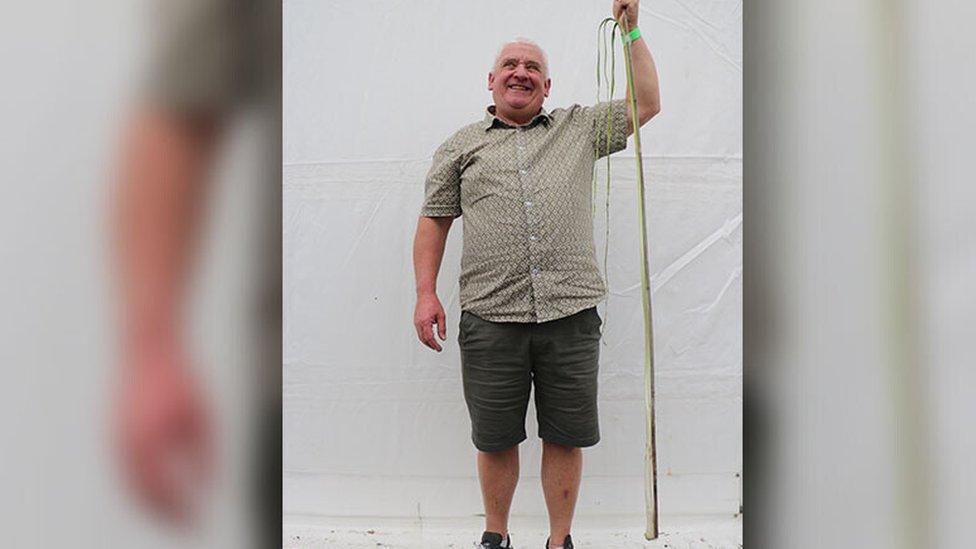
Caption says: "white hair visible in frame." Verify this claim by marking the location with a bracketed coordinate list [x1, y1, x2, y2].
[492, 37, 549, 77]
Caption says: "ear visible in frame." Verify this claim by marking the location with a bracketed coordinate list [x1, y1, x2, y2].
[488, 72, 495, 91]
[543, 78, 552, 97]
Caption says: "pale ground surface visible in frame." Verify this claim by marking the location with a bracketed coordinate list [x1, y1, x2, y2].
[284, 515, 742, 549]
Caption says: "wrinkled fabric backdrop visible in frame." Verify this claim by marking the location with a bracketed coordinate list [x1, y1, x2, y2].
[284, 0, 741, 520]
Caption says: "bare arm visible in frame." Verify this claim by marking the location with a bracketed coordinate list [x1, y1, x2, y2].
[412, 215, 454, 352]
[115, 111, 221, 344]
[113, 108, 221, 523]
[615, 0, 662, 127]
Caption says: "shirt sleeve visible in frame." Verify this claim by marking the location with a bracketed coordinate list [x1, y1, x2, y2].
[419, 136, 463, 218]
[580, 99, 631, 159]
[143, 0, 258, 112]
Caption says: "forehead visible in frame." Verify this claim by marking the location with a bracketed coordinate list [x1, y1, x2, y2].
[496, 43, 546, 66]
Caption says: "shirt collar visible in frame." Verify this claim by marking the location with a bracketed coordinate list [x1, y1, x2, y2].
[482, 105, 552, 131]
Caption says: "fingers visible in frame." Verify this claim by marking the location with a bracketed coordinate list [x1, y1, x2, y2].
[425, 321, 443, 351]
[436, 309, 447, 341]
[613, 0, 637, 26]
[415, 317, 442, 352]
[115, 363, 214, 529]
[124, 438, 186, 524]
[414, 297, 447, 352]
[121, 409, 207, 527]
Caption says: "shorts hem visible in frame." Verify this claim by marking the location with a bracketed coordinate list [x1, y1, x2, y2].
[539, 432, 600, 449]
[473, 434, 527, 453]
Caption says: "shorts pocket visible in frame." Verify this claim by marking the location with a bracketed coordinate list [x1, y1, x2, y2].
[579, 307, 603, 336]
[458, 311, 475, 344]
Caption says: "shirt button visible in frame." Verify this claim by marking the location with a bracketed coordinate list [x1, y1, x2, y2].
[529, 234, 538, 241]
[519, 169, 527, 175]
[531, 267, 541, 277]
[517, 145, 526, 151]
[524, 201, 533, 208]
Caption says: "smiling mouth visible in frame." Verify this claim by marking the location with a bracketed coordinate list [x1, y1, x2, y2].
[507, 84, 532, 91]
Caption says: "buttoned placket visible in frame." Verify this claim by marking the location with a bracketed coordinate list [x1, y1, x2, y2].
[516, 125, 542, 321]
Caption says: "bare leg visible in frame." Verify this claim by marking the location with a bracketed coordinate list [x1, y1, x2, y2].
[478, 445, 520, 538]
[541, 441, 582, 546]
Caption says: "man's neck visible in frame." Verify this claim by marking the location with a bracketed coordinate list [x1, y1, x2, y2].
[494, 106, 542, 127]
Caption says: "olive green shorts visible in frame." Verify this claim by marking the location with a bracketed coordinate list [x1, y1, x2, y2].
[457, 307, 602, 452]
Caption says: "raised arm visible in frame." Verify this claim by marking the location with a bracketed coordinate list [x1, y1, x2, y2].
[615, 0, 661, 127]
[413, 215, 454, 352]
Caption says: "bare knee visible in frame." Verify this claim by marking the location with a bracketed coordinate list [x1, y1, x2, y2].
[543, 441, 581, 454]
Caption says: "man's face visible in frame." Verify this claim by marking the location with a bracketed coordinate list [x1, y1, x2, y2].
[488, 43, 551, 117]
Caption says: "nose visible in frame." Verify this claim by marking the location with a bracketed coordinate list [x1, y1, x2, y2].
[513, 63, 529, 79]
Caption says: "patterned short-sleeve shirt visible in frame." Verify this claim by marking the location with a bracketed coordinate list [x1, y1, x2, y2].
[421, 100, 631, 323]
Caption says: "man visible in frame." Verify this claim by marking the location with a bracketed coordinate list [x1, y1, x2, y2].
[412, 1, 659, 547]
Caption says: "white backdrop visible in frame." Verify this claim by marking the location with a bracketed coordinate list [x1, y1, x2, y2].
[284, 0, 741, 521]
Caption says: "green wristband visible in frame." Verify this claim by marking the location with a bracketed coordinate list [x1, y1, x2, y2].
[623, 26, 641, 43]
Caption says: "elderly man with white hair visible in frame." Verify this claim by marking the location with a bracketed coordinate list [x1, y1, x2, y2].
[412, 1, 660, 547]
